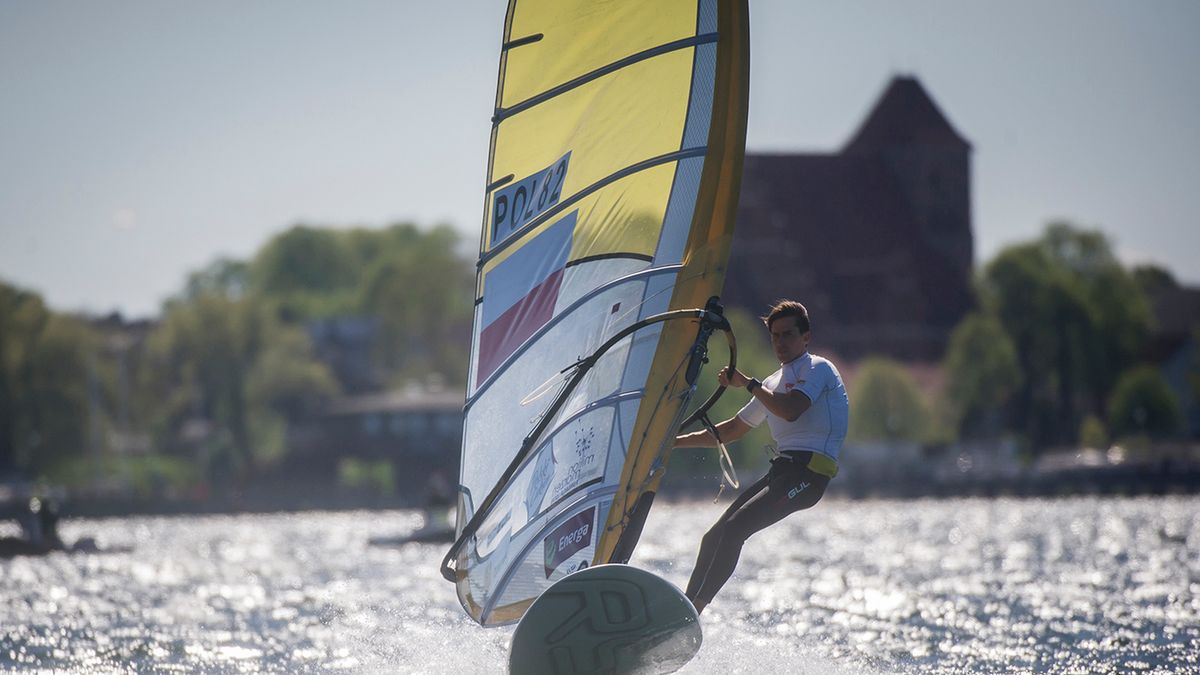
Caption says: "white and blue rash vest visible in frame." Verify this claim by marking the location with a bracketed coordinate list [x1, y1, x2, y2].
[737, 351, 849, 475]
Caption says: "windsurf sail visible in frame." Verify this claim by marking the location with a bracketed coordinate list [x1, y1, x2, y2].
[442, 0, 750, 626]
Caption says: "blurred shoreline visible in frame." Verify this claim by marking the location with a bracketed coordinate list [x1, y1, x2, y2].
[664, 443, 1200, 502]
[4, 444, 1196, 522]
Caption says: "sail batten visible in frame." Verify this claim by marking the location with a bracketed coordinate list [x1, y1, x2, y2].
[447, 0, 748, 626]
[494, 32, 719, 123]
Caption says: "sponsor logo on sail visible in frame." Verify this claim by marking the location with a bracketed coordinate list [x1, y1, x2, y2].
[543, 506, 595, 578]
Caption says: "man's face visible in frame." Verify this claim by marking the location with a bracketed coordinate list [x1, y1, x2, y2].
[769, 315, 811, 364]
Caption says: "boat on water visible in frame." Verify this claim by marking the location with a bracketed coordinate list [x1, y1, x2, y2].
[0, 495, 106, 559]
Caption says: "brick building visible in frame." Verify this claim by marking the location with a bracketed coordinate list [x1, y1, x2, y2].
[725, 76, 975, 360]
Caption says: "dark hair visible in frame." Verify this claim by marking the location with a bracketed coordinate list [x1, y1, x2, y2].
[762, 300, 810, 333]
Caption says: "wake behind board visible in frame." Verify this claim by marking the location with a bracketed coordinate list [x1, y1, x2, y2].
[509, 564, 701, 675]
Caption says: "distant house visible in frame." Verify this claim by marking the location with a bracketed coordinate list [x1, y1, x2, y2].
[1146, 286, 1200, 438]
[306, 317, 383, 394]
[286, 386, 464, 498]
[725, 76, 975, 360]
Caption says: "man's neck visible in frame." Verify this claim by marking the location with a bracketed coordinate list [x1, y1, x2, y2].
[780, 350, 809, 366]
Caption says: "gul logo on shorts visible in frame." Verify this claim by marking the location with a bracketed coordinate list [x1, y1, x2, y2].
[788, 482, 812, 499]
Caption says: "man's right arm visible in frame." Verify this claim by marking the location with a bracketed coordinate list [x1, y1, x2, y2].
[674, 415, 752, 448]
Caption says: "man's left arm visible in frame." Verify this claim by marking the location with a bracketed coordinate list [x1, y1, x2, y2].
[723, 366, 812, 422]
[749, 386, 810, 422]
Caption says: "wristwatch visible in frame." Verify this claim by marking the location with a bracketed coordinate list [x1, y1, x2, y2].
[746, 377, 762, 393]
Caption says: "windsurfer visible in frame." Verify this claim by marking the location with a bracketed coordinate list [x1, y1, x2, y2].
[1, 496, 68, 558]
[674, 300, 849, 613]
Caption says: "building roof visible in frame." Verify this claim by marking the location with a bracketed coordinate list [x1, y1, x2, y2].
[843, 76, 971, 154]
[724, 76, 976, 360]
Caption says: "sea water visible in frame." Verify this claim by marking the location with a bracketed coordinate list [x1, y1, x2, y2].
[1, 497, 1196, 674]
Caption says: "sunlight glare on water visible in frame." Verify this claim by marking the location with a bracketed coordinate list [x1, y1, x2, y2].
[1, 497, 1197, 673]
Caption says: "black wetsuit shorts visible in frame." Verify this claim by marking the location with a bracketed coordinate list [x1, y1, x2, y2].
[685, 451, 831, 612]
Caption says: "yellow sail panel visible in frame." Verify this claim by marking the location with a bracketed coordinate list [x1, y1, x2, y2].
[483, 48, 694, 252]
[452, 0, 748, 626]
[501, 0, 700, 108]
[478, 163, 676, 284]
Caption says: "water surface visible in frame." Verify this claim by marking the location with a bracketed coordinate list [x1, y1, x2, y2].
[2, 497, 1196, 673]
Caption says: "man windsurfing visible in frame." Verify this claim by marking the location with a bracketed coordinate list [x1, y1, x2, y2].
[674, 300, 849, 613]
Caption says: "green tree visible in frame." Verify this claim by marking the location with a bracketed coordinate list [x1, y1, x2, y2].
[1107, 366, 1181, 440]
[0, 281, 102, 475]
[143, 293, 337, 479]
[354, 224, 474, 385]
[25, 315, 102, 472]
[1040, 222, 1151, 403]
[251, 225, 360, 318]
[978, 222, 1151, 449]
[241, 222, 475, 388]
[942, 312, 1021, 439]
[180, 257, 250, 302]
[1131, 263, 1179, 297]
[980, 244, 1091, 446]
[848, 357, 930, 443]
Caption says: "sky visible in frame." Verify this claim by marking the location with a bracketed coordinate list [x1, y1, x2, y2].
[1, 0, 1197, 319]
